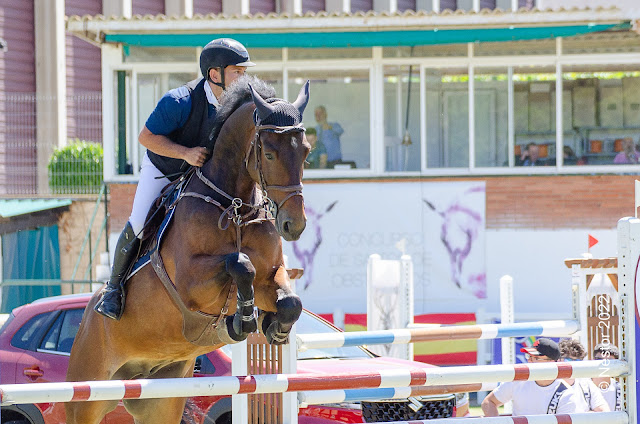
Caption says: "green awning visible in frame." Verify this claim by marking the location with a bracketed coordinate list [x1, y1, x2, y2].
[105, 23, 625, 48]
[0, 199, 72, 218]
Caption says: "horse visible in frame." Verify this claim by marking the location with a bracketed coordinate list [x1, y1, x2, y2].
[66, 75, 311, 424]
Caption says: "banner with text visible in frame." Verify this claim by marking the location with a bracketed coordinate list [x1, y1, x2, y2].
[283, 180, 486, 315]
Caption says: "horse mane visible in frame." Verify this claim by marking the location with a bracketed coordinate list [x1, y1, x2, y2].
[209, 75, 277, 143]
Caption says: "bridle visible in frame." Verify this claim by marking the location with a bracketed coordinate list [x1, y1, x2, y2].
[176, 122, 305, 251]
[245, 123, 305, 218]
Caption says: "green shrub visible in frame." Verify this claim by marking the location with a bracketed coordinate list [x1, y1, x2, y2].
[48, 139, 103, 194]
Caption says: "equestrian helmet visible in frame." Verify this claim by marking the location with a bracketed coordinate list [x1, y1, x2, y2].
[200, 38, 255, 81]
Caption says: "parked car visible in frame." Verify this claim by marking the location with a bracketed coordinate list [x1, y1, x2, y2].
[0, 293, 468, 423]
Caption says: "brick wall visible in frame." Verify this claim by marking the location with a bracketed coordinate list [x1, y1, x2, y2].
[107, 174, 638, 232]
[485, 175, 636, 229]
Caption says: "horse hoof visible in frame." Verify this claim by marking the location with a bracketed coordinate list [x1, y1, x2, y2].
[233, 314, 257, 336]
[264, 321, 289, 345]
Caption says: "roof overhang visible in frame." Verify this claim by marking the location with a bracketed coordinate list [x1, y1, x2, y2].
[66, 7, 631, 49]
[0, 199, 72, 235]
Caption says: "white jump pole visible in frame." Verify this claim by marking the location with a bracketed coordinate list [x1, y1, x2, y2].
[499, 274, 514, 415]
[0, 360, 628, 406]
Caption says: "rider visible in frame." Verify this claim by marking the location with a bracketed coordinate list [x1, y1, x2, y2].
[94, 38, 256, 320]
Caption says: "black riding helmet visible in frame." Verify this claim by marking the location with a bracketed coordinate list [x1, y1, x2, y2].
[200, 38, 256, 89]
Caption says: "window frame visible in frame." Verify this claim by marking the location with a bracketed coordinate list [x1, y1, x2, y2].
[102, 40, 640, 182]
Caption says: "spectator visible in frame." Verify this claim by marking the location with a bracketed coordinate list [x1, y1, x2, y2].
[314, 105, 344, 168]
[563, 146, 578, 165]
[304, 127, 327, 169]
[558, 339, 610, 412]
[518, 142, 546, 166]
[481, 338, 579, 416]
[613, 137, 640, 164]
[591, 343, 621, 412]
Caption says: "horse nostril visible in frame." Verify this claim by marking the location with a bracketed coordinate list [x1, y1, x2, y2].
[283, 221, 290, 234]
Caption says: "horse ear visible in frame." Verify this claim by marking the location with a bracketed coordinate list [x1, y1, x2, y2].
[292, 80, 310, 116]
[249, 83, 275, 121]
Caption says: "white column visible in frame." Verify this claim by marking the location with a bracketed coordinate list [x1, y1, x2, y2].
[223, 0, 249, 15]
[103, 0, 132, 18]
[373, 0, 397, 13]
[617, 217, 638, 423]
[165, 0, 193, 17]
[34, 0, 66, 193]
[101, 44, 121, 182]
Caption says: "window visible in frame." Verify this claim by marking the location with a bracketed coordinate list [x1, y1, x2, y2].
[11, 312, 52, 350]
[562, 65, 640, 166]
[383, 65, 421, 172]
[288, 69, 370, 170]
[513, 66, 557, 167]
[474, 68, 508, 168]
[39, 309, 84, 353]
[425, 67, 469, 168]
[194, 354, 216, 375]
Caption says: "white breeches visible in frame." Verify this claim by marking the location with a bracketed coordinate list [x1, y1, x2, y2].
[128, 152, 170, 237]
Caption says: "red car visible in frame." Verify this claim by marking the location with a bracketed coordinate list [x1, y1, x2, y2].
[0, 293, 466, 424]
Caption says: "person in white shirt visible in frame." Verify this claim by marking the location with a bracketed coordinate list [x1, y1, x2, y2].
[481, 338, 579, 416]
[591, 343, 621, 412]
[558, 338, 610, 412]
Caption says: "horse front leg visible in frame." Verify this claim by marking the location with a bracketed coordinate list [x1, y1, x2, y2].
[223, 252, 258, 341]
[258, 266, 302, 345]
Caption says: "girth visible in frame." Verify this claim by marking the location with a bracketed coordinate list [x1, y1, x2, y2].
[151, 248, 238, 346]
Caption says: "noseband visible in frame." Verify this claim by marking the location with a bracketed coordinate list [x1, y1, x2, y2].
[245, 123, 305, 217]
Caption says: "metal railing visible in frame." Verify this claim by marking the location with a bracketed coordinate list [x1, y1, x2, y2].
[0, 92, 103, 196]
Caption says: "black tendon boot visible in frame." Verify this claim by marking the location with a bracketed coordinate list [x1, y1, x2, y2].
[94, 222, 140, 320]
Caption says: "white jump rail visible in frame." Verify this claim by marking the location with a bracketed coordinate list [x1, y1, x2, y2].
[0, 360, 627, 406]
[364, 412, 628, 424]
[296, 320, 579, 351]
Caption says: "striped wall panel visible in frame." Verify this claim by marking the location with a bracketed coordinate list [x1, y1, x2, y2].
[66, 0, 102, 144]
[351, 0, 373, 12]
[397, 0, 417, 11]
[193, 0, 223, 14]
[302, 0, 325, 13]
[251, 0, 276, 14]
[0, 1, 35, 93]
[132, 0, 165, 15]
[0, 0, 36, 194]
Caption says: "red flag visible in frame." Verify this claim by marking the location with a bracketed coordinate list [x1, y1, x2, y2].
[588, 234, 599, 249]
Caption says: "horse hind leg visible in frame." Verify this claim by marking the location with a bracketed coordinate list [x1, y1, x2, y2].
[223, 252, 258, 341]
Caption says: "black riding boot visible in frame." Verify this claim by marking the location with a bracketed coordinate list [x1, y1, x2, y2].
[94, 222, 140, 320]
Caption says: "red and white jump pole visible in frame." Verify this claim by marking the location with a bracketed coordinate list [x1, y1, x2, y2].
[0, 360, 627, 406]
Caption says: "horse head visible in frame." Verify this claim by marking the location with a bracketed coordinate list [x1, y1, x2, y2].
[248, 81, 311, 241]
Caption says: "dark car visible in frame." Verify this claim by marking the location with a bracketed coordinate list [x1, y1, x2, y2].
[0, 293, 465, 423]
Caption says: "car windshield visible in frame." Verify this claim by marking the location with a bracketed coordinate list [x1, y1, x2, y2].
[219, 310, 371, 360]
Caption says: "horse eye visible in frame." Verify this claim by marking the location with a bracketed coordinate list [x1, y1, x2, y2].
[265, 152, 275, 160]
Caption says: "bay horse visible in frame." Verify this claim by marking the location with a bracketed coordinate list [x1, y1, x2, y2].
[66, 76, 311, 423]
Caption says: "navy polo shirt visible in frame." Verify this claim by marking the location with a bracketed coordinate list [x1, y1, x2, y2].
[145, 85, 216, 136]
